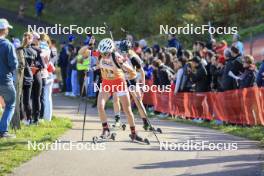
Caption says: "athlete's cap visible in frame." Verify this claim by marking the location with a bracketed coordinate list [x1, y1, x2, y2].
[0, 18, 13, 29]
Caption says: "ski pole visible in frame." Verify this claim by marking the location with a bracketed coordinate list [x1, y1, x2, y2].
[77, 75, 86, 114]
[81, 97, 88, 141]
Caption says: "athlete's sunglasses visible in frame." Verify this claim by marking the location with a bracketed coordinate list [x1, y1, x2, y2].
[101, 52, 110, 57]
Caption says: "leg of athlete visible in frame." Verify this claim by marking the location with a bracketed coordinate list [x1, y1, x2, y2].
[113, 93, 121, 126]
[118, 92, 135, 127]
[130, 91, 147, 118]
[129, 86, 151, 130]
[97, 91, 111, 136]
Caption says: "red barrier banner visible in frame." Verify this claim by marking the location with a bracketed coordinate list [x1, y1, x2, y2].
[142, 80, 156, 106]
[154, 91, 171, 114]
[142, 83, 264, 126]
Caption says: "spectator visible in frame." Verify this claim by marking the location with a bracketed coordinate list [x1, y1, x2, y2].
[133, 41, 142, 55]
[66, 37, 75, 96]
[232, 34, 244, 55]
[167, 47, 177, 58]
[40, 34, 55, 121]
[143, 48, 154, 80]
[256, 50, 264, 87]
[152, 59, 174, 87]
[178, 50, 193, 92]
[174, 59, 184, 94]
[152, 59, 174, 118]
[196, 41, 207, 59]
[167, 34, 182, 57]
[228, 45, 244, 88]
[58, 41, 68, 92]
[211, 55, 225, 91]
[39, 34, 51, 120]
[86, 37, 97, 97]
[205, 50, 215, 91]
[50, 39, 58, 65]
[31, 32, 45, 124]
[222, 49, 237, 91]
[157, 52, 166, 64]
[20, 32, 37, 125]
[35, 0, 44, 18]
[0, 19, 18, 138]
[164, 52, 174, 69]
[152, 44, 160, 57]
[139, 39, 147, 52]
[215, 40, 228, 57]
[12, 33, 26, 128]
[189, 56, 208, 92]
[239, 55, 257, 89]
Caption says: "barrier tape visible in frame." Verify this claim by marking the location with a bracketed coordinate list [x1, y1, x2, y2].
[143, 80, 264, 126]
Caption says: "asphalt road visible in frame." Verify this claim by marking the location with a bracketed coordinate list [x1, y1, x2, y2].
[9, 94, 264, 176]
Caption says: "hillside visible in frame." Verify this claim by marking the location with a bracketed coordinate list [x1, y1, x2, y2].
[1, 0, 264, 46]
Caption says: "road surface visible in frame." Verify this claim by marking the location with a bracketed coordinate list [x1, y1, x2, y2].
[9, 94, 264, 176]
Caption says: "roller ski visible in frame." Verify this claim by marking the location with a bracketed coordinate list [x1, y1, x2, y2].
[111, 115, 126, 131]
[92, 129, 117, 144]
[129, 133, 150, 145]
[143, 119, 162, 134]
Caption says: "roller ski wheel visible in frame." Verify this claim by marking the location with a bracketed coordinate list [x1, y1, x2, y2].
[156, 128, 162, 134]
[129, 134, 150, 145]
[112, 122, 126, 131]
[92, 130, 116, 144]
[122, 124, 126, 131]
[149, 127, 162, 134]
[144, 124, 162, 134]
[112, 121, 120, 128]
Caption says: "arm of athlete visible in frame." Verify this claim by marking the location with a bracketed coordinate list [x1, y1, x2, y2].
[139, 67, 145, 86]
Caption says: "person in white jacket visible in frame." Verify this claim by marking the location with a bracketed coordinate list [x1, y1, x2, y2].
[39, 34, 54, 121]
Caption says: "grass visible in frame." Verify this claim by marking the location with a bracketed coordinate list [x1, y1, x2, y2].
[165, 117, 264, 147]
[0, 117, 72, 176]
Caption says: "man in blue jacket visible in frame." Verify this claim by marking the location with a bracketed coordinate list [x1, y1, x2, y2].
[0, 19, 18, 138]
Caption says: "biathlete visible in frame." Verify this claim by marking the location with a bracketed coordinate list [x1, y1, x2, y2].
[113, 40, 154, 131]
[96, 38, 147, 143]
[119, 40, 162, 134]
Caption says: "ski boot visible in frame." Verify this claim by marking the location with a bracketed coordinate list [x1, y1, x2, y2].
[143, 122, 162, 134]
[112, 115, 126, 131]
[129, 133, 150, 145]
[92, 128, 116, 144]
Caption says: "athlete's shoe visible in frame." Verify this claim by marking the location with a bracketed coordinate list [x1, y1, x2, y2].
[100, 128, 110, 139]
[113, 115, 121, 127]
[129, 133, 150, 144]
[143, 122, 150, 131]
[129, 133, 143, 142]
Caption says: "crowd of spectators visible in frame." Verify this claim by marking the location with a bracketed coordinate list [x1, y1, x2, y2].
[1, 17, 264, 138]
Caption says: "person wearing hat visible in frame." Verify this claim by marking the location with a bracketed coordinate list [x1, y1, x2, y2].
[0, 19, 18, 138]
